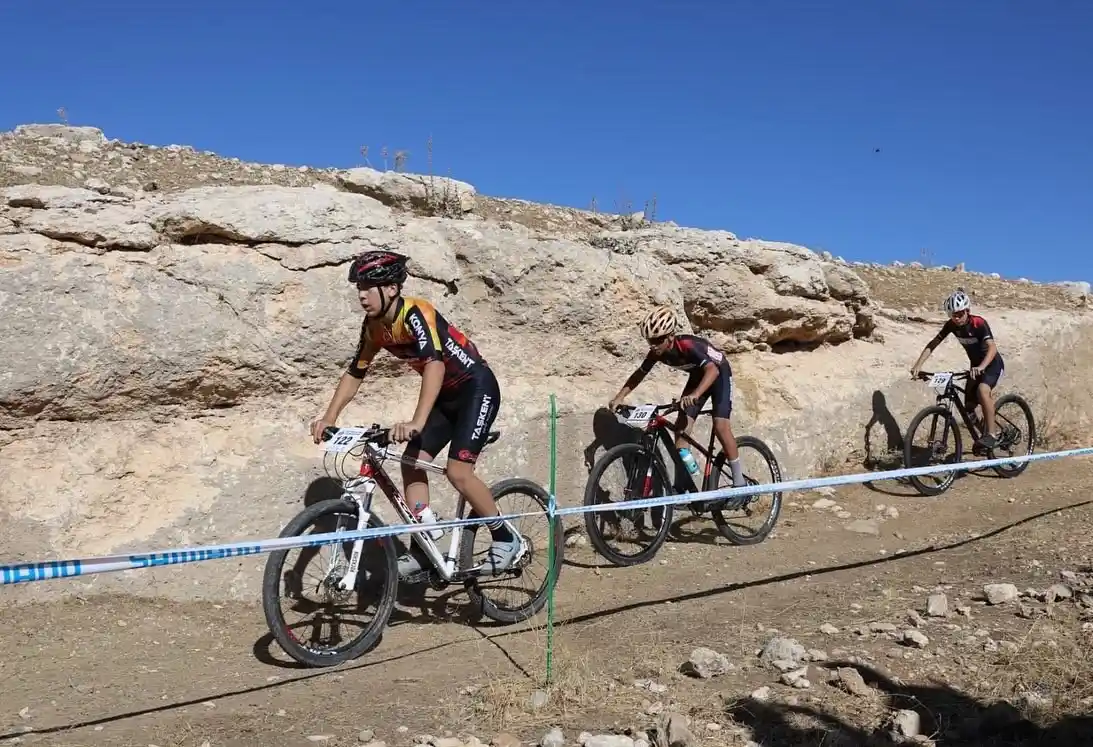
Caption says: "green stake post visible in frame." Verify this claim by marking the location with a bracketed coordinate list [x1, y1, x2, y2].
[545, 393, 558, 684]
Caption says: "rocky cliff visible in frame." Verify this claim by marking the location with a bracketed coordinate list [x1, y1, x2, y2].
[1, 123, 1088, 602]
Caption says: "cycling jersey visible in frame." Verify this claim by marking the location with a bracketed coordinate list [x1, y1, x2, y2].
[347, 296, 487, 391]
[640, 334, 734, 420]
[936, 315, 1002, 369]
[639, 334, 733, 377]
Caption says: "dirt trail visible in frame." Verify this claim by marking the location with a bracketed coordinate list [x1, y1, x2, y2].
[2, 457, 1092, 747]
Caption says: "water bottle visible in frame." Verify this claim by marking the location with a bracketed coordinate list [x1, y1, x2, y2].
[679, 448, 699, 475]
[414, 502, 445, 541]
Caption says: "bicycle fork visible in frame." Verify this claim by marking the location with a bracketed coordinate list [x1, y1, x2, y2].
[332, 482, 377, 593]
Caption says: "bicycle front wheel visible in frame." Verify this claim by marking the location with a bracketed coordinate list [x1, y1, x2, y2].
[261, 498, 399, 668]
[706, 436, 783, 546]
[903, 405, 964, 496]
[582, 441, 674, 566]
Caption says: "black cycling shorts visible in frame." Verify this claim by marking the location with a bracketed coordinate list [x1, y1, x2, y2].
[410, 365, 501, 464]
[965, 355, 1004, 409]
[682, 364, 734, 420]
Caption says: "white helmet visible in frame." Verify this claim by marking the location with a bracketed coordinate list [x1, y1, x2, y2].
[640, 306, 679, 339]
[943, 289, 971, 314]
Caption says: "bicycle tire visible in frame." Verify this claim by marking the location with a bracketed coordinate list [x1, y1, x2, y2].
[261, 498, 399, 668]
[707, 435, 783, 546]
[991, 393, 1036, 478]
[460, 477, 565, 625]
[903, 404, 964, 496]
[581, 441, 674, 566]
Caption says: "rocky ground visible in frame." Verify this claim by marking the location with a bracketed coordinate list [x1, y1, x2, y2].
[3, 458, 1093, 747]
[1, 122, 1092, 747]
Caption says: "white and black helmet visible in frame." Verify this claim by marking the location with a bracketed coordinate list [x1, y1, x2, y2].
[640, 306, 679, 340]
[943, 289, 971, 314]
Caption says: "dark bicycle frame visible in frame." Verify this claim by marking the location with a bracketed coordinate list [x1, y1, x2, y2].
[916, 370, 989, 443]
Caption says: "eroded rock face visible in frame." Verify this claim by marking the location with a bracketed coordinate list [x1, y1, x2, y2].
[0, 123, 884, 599]
[0, 168, 875, 428]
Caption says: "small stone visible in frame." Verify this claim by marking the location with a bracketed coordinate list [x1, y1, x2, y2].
[434, 739, 464, 747]
[529, 690, 549, 711]
[780, 667, 811, 689]
[833, 667, 874, 697]
[820, 623, 839, 635]
[750, 686, 772, 701]
[927, 593, 949, 617]
[358, 730, 375, 743]
[681, 647, 733, 678]
[884, 506, 900, 519]
[1046, 584, 1073, 603]
[811, 498, 836, 509]
[891, 709, 921, 738]
[845, 519, 880, 535]
[903, 629, 929, 648]
[983, 583, 1019, 604]
[907, 610, 926, 627]
[540, 728, 564, 747]
[492, 734, 522, 747]
[869, 622, 898, 634]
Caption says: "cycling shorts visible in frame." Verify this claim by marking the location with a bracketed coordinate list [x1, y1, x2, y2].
[411, 365, 501, 464]
[681, 364, 733, 420]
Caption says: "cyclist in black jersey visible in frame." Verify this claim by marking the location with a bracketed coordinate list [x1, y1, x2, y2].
[309, 249, 522, 578]
[608, 306, 747, 489]
[910, 288, 1005, 450]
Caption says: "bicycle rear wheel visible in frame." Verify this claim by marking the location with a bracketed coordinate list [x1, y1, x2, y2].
[261, 498, 399, 667]
[903, 405, 964, 496]
[582, 441, 674, 566]
[706, 435, 783, 545]
[460, 477, 565, 625]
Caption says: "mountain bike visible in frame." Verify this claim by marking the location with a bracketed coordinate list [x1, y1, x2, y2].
[903, 370, 1036, 496]
[262, 423, 564, 668]
[581, 401, 783, 566]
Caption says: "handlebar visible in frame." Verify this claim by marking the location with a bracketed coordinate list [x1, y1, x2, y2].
[320, 424, 420, 448]
[916, 370, 971, 381]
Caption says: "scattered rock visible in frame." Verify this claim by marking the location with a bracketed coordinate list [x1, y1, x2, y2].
[529, 690, 549, 711]
[927, 593, 949, 617]
[758, 637, 806, 669]
[1046, 583, 1073, 603]
[845, 519, 880, 535]
[540, 728, 565, 747]
[358, 730, 375, 743]
[903, 629, 930, 648]
[890, 709, 921, 739]
[983, 583, 1019, 604]
[819, 623, 840, 635]
[681, 647, 732, 679]
[811, 498, 837, 509]
[780, 667, 811, 689]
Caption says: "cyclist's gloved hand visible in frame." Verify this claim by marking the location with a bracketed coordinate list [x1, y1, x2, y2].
[680, 394, 696, 408]
[970, 366, 982, 379]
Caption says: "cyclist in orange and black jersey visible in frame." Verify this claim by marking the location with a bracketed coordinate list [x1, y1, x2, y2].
[310, 249, 521, 579]
[349, 295, 486, 394]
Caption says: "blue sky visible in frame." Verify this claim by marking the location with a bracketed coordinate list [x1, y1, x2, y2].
[2, 1, 1091, 283]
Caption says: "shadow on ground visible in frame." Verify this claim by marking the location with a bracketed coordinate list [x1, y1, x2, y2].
[727, 659, 1093, 746]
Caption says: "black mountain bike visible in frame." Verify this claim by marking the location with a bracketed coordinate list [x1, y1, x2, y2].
[582, 401, 783, 566]
[903, 370, 1036, 496]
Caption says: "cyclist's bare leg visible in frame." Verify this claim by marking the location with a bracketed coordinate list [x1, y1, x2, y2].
[401, 446, 433, 513]
[712, 416, 739, 461]
[978, 382, 998, 442]
[445, 459, 500, 521]
[672, 410, 696, 452]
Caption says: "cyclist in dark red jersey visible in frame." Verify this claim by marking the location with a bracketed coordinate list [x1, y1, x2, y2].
[608, 305, 746, 489]
[910, 288, 1005, 450]
[309, 249, 522, 578]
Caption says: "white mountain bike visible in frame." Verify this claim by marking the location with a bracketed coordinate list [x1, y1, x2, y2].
[261, 423, 564, 668]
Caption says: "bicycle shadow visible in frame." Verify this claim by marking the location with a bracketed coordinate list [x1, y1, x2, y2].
[726, 658, 1093, 746]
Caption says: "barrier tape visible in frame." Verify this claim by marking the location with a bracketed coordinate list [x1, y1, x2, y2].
[3, 445, 1091, 587]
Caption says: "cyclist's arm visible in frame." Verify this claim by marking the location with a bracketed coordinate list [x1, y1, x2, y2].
[611, 355, 654, 403]
[973, 320, 998, 368]
[321, 372, 366, 424]
[410, 361, 445, 426]
[912, 324, 951, 371]
[322, 328, 376, 423]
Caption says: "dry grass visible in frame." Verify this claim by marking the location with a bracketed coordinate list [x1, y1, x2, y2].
[970, 620, 1093, 726]
[856, 265, 1083, 313]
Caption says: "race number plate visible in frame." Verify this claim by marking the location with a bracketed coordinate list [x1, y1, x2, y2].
[624, 404, 657, 427]
[322, 427, 369, 453]
[928, 372, 952, 395]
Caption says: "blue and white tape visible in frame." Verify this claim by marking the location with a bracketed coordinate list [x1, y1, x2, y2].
[3, 445, 1091, 586]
